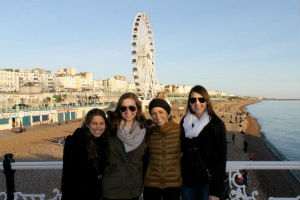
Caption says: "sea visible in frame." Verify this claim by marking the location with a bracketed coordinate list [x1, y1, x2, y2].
[246, 100, 300, 181]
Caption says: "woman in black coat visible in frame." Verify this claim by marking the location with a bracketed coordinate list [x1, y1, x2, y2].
[61, 108, 108, 200]
[180, 85, 227, 200]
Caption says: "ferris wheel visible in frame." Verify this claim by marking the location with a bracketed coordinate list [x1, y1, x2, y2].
[130, 13, 160, 100]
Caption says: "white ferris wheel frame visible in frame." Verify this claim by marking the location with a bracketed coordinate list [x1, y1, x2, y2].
[130, 13, 160, 100]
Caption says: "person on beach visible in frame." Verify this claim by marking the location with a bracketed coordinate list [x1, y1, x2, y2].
[102, 92, 148, 200]
[61, 108, 108, 200]
[232, 133, 235, 144]
[19, 120, 23, 133]
[243, 140, 248, 153]
[180, 85, 227, 200]
[250, 152, 254, 161]
[241, 169, 248, 186]
[143, 98, 181, 200]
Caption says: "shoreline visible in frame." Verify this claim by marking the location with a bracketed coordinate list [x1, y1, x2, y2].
[240, 101, 300, 197]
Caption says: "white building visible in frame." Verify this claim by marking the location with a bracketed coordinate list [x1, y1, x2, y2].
[1, 68, 57, 92]
[55, 69, 94, 92]
[78, 72, 93, 90]
[56, 74, 76, 91]
[32, 68, 57, 92]
[107, 76, 128, 92]
[0, 70, 19, 92]
[93, 79, 104, 92]
[74, 75, 83, 91]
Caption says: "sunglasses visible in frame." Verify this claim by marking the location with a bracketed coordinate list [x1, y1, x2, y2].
[190, 97, 206, 104]
[119, 106, 137, 112]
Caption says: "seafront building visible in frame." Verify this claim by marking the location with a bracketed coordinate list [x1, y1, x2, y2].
[0, 67, 135, 93]
[0, 67, 204, 96]
[0, 68, 57, 92]
[104, 76, 134, 92]
[56, 68, 94, 92]
[0, 69, 19, 92]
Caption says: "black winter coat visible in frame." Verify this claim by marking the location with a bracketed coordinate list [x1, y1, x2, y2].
[180, 113, 227, 197]
[61, 128, 107, 200]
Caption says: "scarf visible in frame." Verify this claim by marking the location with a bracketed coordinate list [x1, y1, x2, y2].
[183, 110, 210, 139]
[117, 120, 146, 152]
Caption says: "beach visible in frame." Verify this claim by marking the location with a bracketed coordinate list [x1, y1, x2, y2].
[0, 100, 299, 199]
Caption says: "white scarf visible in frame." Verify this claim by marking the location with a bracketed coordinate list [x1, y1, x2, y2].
[117, 120, 146, 152]
[183, 110, 210, 139]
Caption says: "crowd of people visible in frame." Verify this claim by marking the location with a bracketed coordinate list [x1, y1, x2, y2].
[61, 85, 227, 200]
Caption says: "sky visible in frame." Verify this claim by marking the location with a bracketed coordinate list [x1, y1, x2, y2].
[0, 0, 299, 99]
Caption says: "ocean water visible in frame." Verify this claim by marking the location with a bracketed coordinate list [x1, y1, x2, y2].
[246, 100, 300, 180]
[246, 100, 300, 161]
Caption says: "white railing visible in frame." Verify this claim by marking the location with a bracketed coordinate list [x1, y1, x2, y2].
[3, 161, 298, 170]
[1, 161, 300, 200]
[0, 161, 62, 170]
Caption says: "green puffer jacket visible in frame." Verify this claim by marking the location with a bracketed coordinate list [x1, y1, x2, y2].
[102, 134, 146, 199]
[144, 120, 182, 189]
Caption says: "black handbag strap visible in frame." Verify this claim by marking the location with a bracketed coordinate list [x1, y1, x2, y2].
[91, 157, 102, 180]
[192, 146, 212, 181]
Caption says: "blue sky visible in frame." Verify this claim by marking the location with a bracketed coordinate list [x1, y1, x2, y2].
[0, 0, 299, 98]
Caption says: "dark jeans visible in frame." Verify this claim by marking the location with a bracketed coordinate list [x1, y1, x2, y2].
[143, 187, 181, 200]
[181, 184, 210, 200]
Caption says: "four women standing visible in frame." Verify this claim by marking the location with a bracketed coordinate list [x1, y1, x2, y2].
[62, 86, 227, 200]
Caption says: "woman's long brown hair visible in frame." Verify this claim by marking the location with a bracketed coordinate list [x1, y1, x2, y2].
[82, 108, 108, 159]
[110, 92, 147, 136]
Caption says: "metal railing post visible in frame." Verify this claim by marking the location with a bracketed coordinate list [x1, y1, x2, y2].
[3, 153, 16, 200]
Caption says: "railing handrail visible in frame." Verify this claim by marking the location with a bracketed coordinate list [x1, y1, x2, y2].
[1, 161, 300, 170]
[226, 161, 300, 170]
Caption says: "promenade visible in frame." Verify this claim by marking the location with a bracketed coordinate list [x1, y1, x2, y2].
[0, 100, 299, 199]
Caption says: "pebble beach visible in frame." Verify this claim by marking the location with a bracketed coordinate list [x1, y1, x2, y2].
[0, 100, 299, 199]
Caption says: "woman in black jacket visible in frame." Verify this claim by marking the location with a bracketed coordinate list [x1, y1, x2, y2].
[180, 85, 227, 200]
[61, 108, 108, 200]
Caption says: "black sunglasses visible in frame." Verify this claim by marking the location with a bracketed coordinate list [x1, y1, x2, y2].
[119, 106, 137, 112]
[190, 97, 206, 104]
